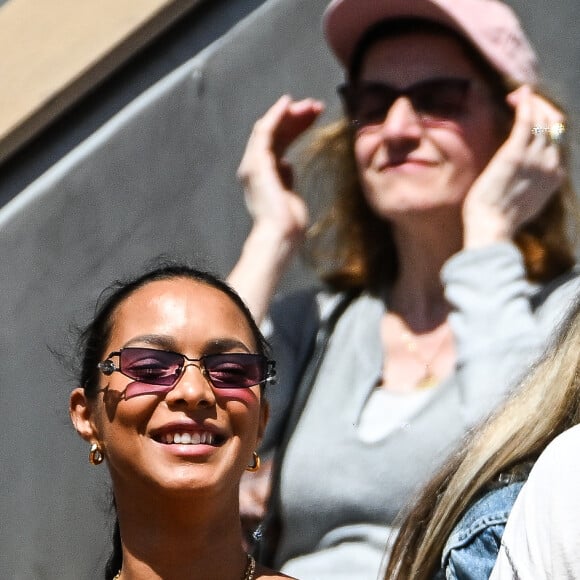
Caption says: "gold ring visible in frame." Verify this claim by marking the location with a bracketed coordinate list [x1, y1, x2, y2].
[549, 122, 566, 146]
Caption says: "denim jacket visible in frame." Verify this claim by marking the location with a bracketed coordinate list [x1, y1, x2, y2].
[434, 481, 525, 580]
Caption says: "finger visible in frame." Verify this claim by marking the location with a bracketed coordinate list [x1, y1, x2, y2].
[522, 92, 566, 149]
[530, 101, 566, 157]
[529, 100, 552, 153]
[512, 92, 561, 156]
[248, 96, 324, 160]
[505, 84, 531, 108]
[526, 97, 565, 194]
[528, 91, 565, 121]
[505, 85, 537, 149]
[250, 95, 295, 152]
[272, 98, 325, 155]
[237, 96, 294, 182]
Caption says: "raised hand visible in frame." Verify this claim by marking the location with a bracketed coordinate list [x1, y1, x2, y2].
[463, 85, 566, 248]
[229, 96, 324, 323]
[237, 95, 324, 241]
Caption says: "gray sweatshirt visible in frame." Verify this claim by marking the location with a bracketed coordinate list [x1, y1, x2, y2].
[262, 243, 579, 580]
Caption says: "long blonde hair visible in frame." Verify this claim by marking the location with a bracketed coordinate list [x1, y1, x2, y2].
[385, 297, 580, 579]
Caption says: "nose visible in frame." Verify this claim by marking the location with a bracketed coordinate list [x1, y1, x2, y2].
[378, 96, 423, 141]
[165, 363, 217, 408]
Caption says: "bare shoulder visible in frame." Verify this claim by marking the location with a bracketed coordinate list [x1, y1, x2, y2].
[256, 564, 297, 579]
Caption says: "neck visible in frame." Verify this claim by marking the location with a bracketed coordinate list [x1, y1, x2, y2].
[115, 487, 248, 580]
[388, 215, 462, 329]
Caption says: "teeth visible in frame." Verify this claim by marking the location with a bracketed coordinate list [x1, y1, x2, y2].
[161, 432, 215, 445]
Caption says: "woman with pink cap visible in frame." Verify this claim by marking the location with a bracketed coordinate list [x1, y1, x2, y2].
[229, 0, 579, 578]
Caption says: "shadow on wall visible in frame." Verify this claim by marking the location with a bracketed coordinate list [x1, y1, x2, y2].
[0, 0, 578, 577]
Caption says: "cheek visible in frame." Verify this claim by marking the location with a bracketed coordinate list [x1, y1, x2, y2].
[458, 115, 505, 172]
[448, 144, 491, 196]
[215, 388, 261, 406]
[100, 391, 158, 439]
[216, 389, 263, 440]
[214, 386, 261, 409]
[353, 133, 377, 171]
[447, 139, 480, 176]
[433, 126, 496, 192]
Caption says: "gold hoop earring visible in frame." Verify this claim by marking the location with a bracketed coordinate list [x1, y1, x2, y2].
[246, 451, 260, 472]
[89, 442, 104, 466]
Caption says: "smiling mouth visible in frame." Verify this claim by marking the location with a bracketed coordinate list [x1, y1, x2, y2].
[155, 432, 225, 446]
[384, 158, 433, 168]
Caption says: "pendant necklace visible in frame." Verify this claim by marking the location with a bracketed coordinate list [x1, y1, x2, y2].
[400, 325, 450, 389]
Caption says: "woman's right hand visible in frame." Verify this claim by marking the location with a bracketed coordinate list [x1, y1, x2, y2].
[237, 95, 324, 243]
[228, 96, 324, 324]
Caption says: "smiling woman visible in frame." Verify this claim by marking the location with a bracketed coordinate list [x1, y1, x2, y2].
[69, 263, 292, 580]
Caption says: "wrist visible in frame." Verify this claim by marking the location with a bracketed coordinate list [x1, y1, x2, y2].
[463, 207, 513, 249]
[249, 220, 305, 255]
[234, 224, 302, 289]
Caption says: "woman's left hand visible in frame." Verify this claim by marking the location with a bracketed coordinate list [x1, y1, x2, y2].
[462, 85, 566, 248]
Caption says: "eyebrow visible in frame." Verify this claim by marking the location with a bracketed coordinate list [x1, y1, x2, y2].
[121, 334, 252, 354]
[205, 338, 253, 354]
[122, 334, 176, 351]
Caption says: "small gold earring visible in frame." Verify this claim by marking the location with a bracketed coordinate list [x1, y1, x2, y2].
[89, 442, 104, 466]
[246, 451, 260, 472]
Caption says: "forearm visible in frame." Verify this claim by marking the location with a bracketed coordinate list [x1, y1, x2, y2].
[443, 243, 537, 358]
[228, 223, 302, 325]
[442, 243, 563, 422]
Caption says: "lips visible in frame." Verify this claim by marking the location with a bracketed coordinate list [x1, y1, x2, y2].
[381, 157, 435, 169]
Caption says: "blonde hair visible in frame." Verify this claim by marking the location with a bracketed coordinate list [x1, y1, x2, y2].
[385, 297, 580, 579]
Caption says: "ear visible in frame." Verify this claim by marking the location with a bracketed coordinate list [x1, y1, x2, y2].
[256, 400, 270, 445]
[70, 387, 99, 443]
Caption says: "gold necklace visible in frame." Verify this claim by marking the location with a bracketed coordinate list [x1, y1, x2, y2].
[400, 326, 450, 389]
[243, 554, 256, 580]
[113, 553, 256, 580]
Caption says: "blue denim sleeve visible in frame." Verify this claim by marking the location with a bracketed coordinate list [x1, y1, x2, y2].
[440, 482, 525, 580]
[445, 524, 504, 580]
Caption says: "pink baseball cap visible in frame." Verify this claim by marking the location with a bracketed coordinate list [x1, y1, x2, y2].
[323, 0, 539, 86]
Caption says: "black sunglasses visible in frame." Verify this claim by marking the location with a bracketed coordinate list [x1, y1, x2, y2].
[98, 347, 276, 398]
[338, 77, 472, 129]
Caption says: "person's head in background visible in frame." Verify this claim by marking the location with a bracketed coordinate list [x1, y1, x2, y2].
[385, 295, 580, 579]
[69, 262, 274, 579]
[301, 0, 576, 292]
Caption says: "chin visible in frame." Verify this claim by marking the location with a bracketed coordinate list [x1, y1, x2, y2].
[372, 199, 453, 218]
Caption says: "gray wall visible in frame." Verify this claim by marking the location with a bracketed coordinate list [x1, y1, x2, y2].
[0, 0, 578, 577]
[0, 1, 335, 577]
[0, 0, 270, 206]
